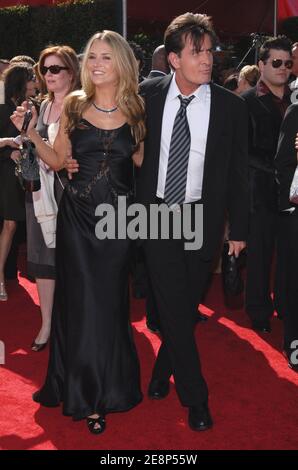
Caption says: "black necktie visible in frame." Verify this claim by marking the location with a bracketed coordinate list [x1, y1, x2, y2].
[164, 94, 195, 207]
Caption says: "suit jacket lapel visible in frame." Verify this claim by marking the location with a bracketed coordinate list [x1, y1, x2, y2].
[147, 75, 173, 177]
[201, 83, 225, 198]
[258, 93, 283, 127]
[146, 79, 225, 199]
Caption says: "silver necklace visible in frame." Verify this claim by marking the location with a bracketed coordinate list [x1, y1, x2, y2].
[92, 102, 118, 116]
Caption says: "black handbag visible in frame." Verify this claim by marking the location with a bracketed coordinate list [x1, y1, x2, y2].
[15, 107, 40, 192]
[221, 242, 245, 296]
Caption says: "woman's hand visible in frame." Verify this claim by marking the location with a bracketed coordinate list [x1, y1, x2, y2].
[0, 137, 19, 149]
[10, 101, 38, 133]
[228, 240, 246, 258]
[64, 155, 79, 180]
[10, 149, 21, 163]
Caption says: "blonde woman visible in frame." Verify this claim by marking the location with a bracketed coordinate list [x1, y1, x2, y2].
[237, 65, 260, 94]
[12, 31, 145, 434]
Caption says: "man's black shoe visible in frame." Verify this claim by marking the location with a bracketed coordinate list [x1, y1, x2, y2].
[148, 379, 170, 399]
[188, 404, 213, 431]
[146, 319, 160, 333]
[251, 320, 271, 333]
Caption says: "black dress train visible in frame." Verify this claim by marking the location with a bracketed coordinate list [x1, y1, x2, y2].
[33, 119, 142, 420]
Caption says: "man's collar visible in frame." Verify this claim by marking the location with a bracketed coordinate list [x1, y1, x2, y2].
[150, 70, 167, 76]
[168, 73, 209, 101]
[256, 79, 291, 98]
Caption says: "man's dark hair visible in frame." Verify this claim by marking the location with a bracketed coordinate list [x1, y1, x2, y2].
[128, 41, 145, 72]
[259, 36, 292, 62]
[151, 45, 170, 74]
[223, 74, 239, 92]
[164, 12, 217, 56]
[3, 63, 35, 105]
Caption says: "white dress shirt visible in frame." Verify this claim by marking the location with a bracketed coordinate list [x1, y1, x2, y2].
[157, 74, 211, 203]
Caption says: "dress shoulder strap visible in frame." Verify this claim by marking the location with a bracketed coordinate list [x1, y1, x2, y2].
[39, 99, 49, 121]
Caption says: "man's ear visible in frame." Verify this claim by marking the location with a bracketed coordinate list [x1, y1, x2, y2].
[168, 51, 179, 70]
[258, 60, 264, 74]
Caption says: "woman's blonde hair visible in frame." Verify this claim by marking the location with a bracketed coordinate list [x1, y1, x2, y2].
[38, 45, 80, 101]
[64, 30, 145, 145]
[238, 65, 260, 87]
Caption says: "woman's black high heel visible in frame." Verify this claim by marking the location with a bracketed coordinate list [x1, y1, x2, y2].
[86, 415, 106, 434]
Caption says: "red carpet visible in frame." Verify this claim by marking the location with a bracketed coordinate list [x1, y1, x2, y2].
[1, 261, 298, 450]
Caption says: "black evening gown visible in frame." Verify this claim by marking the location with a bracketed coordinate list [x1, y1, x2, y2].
[33, 119, 142, 420]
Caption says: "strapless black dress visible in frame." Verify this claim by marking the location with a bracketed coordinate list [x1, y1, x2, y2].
[33, 119, 142, 420]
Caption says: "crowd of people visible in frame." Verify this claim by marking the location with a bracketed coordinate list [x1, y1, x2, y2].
[1, 11, 298, 436]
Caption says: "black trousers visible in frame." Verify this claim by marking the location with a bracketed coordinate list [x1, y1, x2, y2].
[131, 244, 160, 326]
[245, 207, 278, 321]
[143, 232, 211, 407]
[276, 211, 298, 353]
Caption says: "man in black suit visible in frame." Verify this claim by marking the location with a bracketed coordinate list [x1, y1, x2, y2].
[275, 103, 298, 373]
[241, 36, 292, 332]
[137, 12, 248, 431]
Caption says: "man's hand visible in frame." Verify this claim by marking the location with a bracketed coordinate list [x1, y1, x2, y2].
[10, 101, 37, 133]
[228, 240, 246, 258]
[64, 155, 79, 180]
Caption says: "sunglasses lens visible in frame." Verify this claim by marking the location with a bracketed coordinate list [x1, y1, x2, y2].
[271, 59, 293, 69]
[40, 65, 66, 75]
[272, 59, 282, 68]
[50, 66, 61, 74]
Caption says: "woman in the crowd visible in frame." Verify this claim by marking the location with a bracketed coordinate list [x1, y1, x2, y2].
[24, 45, 80, 351]
[223, 73, 239, 93]
[237, 65, 260, 94]
[0, 63, 36, 301]
[11, 30, 145, 434]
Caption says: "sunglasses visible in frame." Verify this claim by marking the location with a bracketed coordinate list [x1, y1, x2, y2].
[40, 65, 69, 75]
[270, 59, 293, 69]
